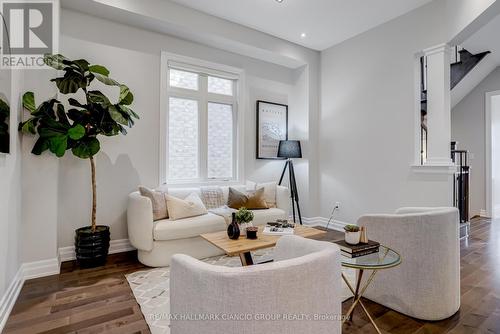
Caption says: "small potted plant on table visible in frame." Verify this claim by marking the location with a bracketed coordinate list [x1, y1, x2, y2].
[344, 225, 361, 245]
[235, 207, 254, 236]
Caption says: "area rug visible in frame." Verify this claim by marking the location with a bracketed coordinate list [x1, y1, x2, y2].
[126, 249, 355, 334]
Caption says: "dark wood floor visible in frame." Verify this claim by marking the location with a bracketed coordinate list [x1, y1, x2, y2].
[4, 217, 499, 333]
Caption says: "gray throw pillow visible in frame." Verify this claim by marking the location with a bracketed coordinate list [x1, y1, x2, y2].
[139, 186, 168, 221]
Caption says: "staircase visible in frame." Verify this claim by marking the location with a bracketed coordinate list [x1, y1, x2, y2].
[421, 47, 490, 116]
[450, 48, 490, 89]
[419, 46, 490, 164]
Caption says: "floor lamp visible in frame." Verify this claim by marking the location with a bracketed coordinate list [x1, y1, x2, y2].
[277, 140, 303, 225]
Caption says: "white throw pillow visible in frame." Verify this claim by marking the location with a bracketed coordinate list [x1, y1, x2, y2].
[166, 192, 208, 220]
[246, 181, 277, 208]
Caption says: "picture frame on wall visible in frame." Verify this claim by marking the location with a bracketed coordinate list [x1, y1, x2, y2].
[256, 100, 288, 159]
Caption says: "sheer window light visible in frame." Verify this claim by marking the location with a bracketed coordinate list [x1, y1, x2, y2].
[208, 76, 233, 96]
[165, 64, 238, 183]
[168, 97, 199, 180]
[169, 69, 199, 91]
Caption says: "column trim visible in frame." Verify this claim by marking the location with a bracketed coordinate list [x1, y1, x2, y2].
[423, 43, 451, 57]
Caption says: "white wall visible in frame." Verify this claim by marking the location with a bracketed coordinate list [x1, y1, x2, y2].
[20, 70, 60, 264]
[0, 70, 22, 302]
[38, 9, 314, 248]
[491, 95, 500, 217]
[452, 67, 500, 217]
[319, 0, 461, 224]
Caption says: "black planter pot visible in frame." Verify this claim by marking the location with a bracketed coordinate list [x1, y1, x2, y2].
[75, 225, 110, 268]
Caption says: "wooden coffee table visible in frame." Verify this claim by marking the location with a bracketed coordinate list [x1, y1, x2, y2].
[201, 225, 326, 266]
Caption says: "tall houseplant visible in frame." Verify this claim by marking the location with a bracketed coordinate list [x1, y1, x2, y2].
[19, 54, 138, 267]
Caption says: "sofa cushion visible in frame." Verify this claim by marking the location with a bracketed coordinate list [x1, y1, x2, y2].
[154, 213, 226, 241]
[252, 208, 287, 226]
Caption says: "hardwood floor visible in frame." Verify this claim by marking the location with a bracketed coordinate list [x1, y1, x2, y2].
[4, 253, 149, 334]
[4, 217, 499, 333]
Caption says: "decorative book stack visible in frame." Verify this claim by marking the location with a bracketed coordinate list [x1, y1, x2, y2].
[334, 240, 380, 258]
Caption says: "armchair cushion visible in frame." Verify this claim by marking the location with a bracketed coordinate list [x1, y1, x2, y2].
[170, 235, 342, 334]
[357, 207, 460, 320]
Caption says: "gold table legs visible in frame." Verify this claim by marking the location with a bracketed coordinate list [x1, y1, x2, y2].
[342, 269, 382, 334]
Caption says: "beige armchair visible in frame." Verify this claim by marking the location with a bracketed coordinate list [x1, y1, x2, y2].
[170, 235, 343, 334]
[357, 207, 460, 320]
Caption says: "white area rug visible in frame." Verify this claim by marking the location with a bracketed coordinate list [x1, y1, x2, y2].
[126, 249, 355, 334]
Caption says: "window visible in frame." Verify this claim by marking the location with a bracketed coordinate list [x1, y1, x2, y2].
[162, 56, 241, 183]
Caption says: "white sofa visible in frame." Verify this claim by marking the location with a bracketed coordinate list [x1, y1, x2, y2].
[357, 207, 460, 321]
[127, 184, 290, 267]
[170, 235, 342, 334]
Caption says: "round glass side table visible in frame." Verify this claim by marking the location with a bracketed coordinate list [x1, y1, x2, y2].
[341, 245, 401, 334]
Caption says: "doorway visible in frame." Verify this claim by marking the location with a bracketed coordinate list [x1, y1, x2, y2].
[486, 90, 500, 218]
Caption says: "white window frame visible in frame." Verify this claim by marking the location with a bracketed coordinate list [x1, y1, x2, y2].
[159, 52, 245, 186]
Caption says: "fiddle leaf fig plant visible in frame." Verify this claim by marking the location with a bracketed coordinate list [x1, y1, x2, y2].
[19, 54, 138, 232]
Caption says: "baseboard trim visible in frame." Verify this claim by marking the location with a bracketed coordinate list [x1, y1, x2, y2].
[21, 258, 60, 280]
[480, 209, 489, 218]
[58, 238, 136, 264]
[0, 257, 60, 332]
[0, 267, 23, 332]
[302, 217, 349, 232]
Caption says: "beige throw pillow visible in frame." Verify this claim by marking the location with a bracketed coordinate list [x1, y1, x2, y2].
[246, 181, 277, 208]
[139, 186, 168, 221]
[166, 192, 208, 220]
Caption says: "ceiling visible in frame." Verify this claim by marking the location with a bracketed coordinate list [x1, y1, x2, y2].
[462, 13, 500, 66]
[169, 0, 433, 50]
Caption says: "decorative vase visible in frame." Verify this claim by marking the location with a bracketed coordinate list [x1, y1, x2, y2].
[359, 226, 369, 243]
[239, 221, 253, 236]
[227, 213, 240, 240]
[75, 225, 110, 268]
[345, 231, 361, 245]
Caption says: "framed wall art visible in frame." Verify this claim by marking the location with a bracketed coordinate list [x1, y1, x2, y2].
[256, 100, 288, 159]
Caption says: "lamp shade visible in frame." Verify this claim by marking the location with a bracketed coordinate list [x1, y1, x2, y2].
[277, 140, 302, 158]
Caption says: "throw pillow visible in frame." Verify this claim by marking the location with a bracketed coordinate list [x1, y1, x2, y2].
[138, 186, 168, 221]
[246, 181, 277, 208]
[228, 187, 268, 210]
[200, 186, 225, 209]
[166, 192, 208, 220]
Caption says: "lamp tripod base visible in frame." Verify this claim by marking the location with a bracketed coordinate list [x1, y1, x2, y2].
[278, 159, 302, 225]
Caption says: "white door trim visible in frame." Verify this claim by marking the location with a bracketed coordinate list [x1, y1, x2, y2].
[485, 90, 500, 218]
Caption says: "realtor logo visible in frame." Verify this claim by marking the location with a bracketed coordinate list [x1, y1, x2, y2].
[1, 0, 58, 68]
